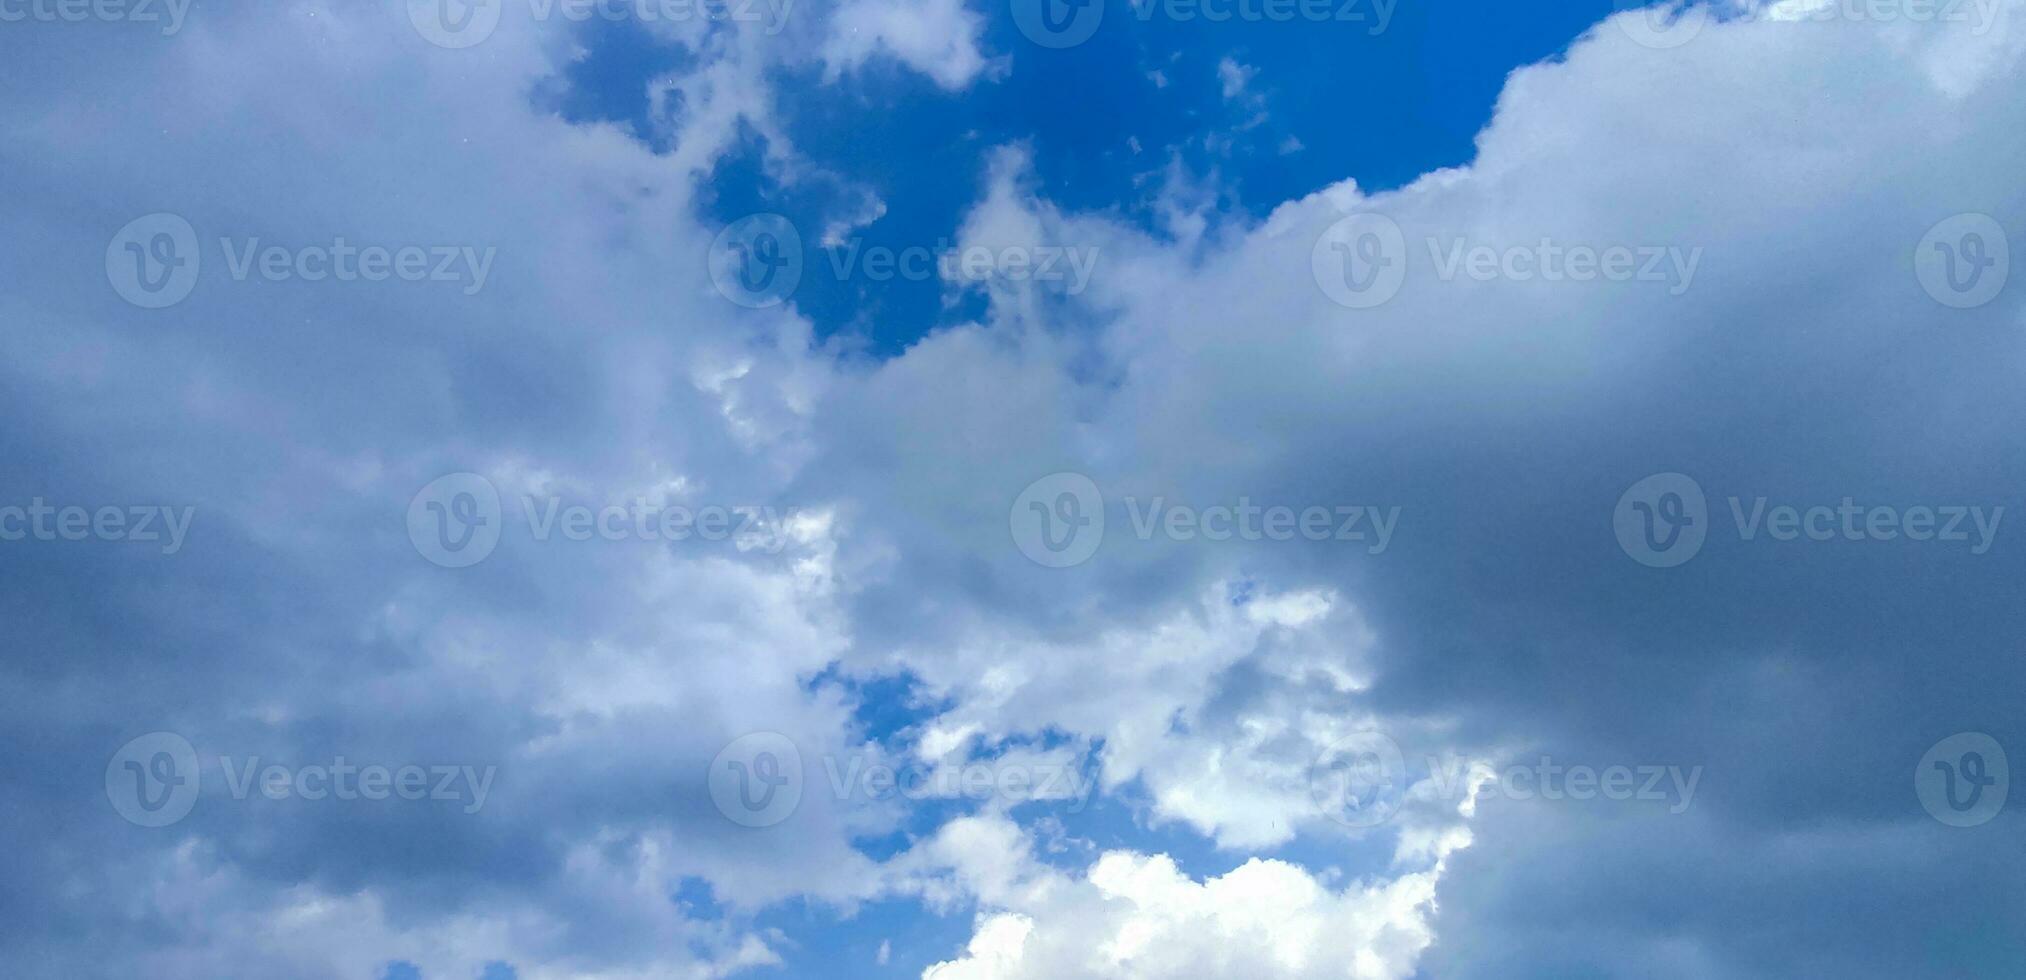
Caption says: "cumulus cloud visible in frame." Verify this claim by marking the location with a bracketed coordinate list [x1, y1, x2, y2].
[822, 0, 1002, 89]
[908, 817, 1466, 980]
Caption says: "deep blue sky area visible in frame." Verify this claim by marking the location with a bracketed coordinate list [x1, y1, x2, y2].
[547, 0, 1616, 353]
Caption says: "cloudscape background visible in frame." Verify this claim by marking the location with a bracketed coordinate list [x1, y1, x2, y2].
[2, 0, 2022, 976]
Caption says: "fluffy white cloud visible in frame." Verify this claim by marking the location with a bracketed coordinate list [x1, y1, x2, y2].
[908, 817, 1467, 980]
[822, 0, 1002, 89]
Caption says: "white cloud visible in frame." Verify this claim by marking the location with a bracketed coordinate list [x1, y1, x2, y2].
[1216, 57, 1255, 100]
[823, 0, 1003, 89]
[911, 817, 1467, 980]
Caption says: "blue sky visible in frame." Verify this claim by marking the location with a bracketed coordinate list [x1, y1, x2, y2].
[3, 0, 2025, 978]
[666, 0, 1621, 351]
